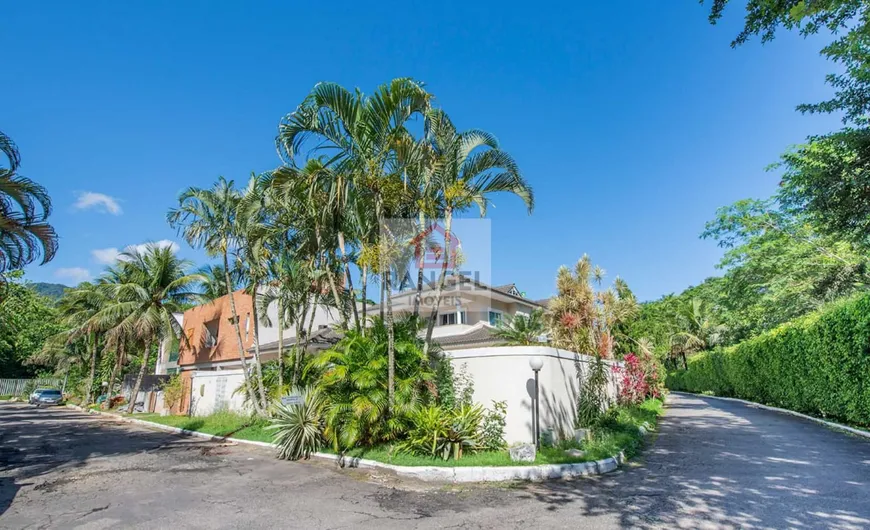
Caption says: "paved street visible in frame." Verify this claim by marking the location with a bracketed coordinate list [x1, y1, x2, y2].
[2, 393, 869, 529]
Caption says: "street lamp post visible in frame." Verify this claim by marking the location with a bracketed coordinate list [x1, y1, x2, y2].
[529, 357, 543, 449]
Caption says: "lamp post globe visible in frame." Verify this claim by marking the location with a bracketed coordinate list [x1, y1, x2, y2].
[529, 357, 543, 371]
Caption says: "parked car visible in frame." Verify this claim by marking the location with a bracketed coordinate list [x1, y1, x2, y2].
[29, 388, 64, 406]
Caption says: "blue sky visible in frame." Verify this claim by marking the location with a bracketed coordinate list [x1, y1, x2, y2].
[5, 1, 842, 301]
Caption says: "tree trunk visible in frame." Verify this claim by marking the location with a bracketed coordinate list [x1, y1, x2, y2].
[413, 211, 426, 319]
[423, 209, 452, 359]
[277, 298, 284, 392]
[338, 231, 360, 333]
[83, 332, 97, 407]
[127, 340, 151, 414]
[385, 269, 396, 409]
[379, 276, 385, 320]
[316, 227, 347, 329]
[360, 264, 368, 336]
[223, 250, 262, 415]
[250, 282, 268, 410]
[105, 341, 124, 409]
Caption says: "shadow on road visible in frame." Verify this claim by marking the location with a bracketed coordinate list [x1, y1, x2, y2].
[516, 394, 870, 529]
[0, 403, 212, 517]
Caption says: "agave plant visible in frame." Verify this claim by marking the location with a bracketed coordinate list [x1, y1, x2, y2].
[268, 386, 325, 460]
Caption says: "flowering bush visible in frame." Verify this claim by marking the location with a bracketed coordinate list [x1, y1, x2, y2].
[614, 351, 663, 405]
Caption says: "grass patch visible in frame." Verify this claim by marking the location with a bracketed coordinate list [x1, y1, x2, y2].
[124, 397, 664, 468]
[134, 411, 272, 443]
[0, 395, 13, 400]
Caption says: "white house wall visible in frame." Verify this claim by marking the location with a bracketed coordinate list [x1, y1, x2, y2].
[445, 346, 621, 445]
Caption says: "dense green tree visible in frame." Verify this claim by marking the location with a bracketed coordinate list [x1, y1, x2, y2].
[707, 0, 870, 123]
[0, 271, 61, 377]
[777, 129, 870, 248]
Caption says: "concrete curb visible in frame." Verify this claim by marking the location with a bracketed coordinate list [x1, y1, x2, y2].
[67, 404, 642, 482]
[673, 391, 870, 441]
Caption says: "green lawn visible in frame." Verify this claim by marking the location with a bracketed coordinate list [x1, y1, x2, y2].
[126, 397, 664, 468]
[133, 411, 273, 443]
[0, 395, 12, 400]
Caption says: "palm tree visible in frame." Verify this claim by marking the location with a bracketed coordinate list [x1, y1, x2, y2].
[260, 251, 316, 390]
[56, 282, 110, 406]
[235, 174, 274, 411]
[167, 177, 265, 415]
[670, 298, 726, 369]
[196, 263, 241, 301]
[91, 244, 202, 414]
[0, 130, 57, 280]
[492, 309, 547, 346]
[268, 160, 348, 331]
[421, 109, 534, 357]
[276, 78, 432, 409]
[314, 316, 432, 450]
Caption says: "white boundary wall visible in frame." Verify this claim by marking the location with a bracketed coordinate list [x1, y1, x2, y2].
[445, 346, 620, 445]
[189, 370, 249, 416]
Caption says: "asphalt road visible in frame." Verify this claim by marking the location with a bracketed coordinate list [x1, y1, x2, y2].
[2, 393, 869, 529]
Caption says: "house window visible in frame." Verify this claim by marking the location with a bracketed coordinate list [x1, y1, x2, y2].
[439, 312, 467, 326]
[244, 313, 251, 340]
[488, 310, 503, 326]
[203, 319, 219, 348]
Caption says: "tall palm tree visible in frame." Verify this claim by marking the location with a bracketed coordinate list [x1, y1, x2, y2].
[235, 173, 275, 410]
[421, 109, 534, 357]
[167, 177, 265, 415]
[276, 78, 432, 409]
[57, 282, 111, 405]
[0, 130, 57, 280]
[91, 244, 203, 414]
[259, 252, 314, 390]
[268, 160, 349, 331]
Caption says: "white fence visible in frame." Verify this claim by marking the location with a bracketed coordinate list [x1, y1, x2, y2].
[0, 378, 64, 396]
[188, 370, 248, 416]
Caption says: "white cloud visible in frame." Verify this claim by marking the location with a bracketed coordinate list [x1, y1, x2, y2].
[91, 240, 180, 265]
[73, 192, 122, 215]
[55, 267, 91, 283]
[129, 239, 179, 255]
[92, 247, 121, 265]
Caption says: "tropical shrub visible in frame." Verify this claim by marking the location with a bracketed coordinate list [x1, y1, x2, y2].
[667, 292, 870, 426]
[613, 350, 663, 405]
[160, 374, 185, 411]
[399, 404, 484, 460]
[315, 317, 433, 450]
[269, 387, 325, 460]
[492, 309, 546, 346]
[576, 357, 609, 428]
[479, 400, 508, 451]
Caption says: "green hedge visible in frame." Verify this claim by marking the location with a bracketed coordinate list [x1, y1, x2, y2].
[667, 292, 870, 427]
